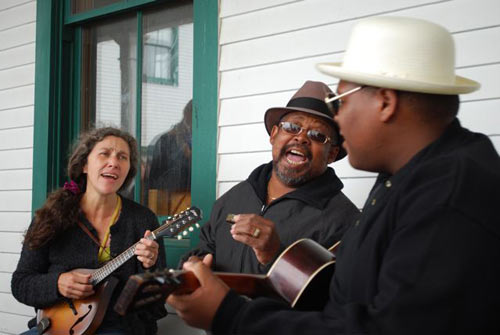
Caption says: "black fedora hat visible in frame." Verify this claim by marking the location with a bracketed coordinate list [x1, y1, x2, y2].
[264, 81, 347, 160]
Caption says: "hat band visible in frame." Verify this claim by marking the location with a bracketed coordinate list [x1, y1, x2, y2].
[286, 97, 332, 118]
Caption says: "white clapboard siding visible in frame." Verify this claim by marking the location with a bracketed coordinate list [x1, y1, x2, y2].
[454, 26, 500, 68]
[0, 127, 33, 150]
[0, 22, 36, 52]
[218, 123, 270, 154]
[0, 170, 32, 190]
[0, 149, 33, 170]
[220, 0, 438, 44]
[0, 253, 20, 273]
[0, 43, 35, 71]
[0, 1, 35, 32]
[0, 3, 38, 334]
[0, 191, 31, 212]
[0, 85, 34, 111]
[0, 0, 33, 11]
[0, 312, 33, 335]
[0, 212, 31, 232]
[0, 293, 33, 316]
[221, 17, 500, 72]
[0, 232, 24, 253]
[220, 0, 300, 18]
[0, 63, 35, 91]
[0, 272, 12, 293]
[0, 106, 33, 130]
[219, 89, 297, 126]
[220, 0, 500, 45]
[459, 99, 500, 136]
[220, 54, 340, 99]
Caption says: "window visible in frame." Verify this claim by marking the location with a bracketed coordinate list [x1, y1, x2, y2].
[144, 27, 178, 85]
[33, 0, 218, 266]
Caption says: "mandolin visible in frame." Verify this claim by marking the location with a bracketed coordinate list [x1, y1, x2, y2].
[36, 207, 202, 335]
[114, 238, 339, 315]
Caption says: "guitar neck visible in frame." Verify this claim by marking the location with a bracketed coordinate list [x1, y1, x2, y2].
[90, 241, 143, 285]
[90, 207, 202, 286]
[173, 270, 278, 299]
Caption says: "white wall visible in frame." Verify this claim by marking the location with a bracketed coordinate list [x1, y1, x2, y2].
[217, 0, 500, 208]
[0, 1, 36, 333]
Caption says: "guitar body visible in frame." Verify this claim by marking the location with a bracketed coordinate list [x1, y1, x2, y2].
[267, 238, 336, 310]
[37, 276, 118, 335]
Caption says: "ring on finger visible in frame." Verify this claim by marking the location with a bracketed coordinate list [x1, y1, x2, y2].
[252, 228, 261, 238]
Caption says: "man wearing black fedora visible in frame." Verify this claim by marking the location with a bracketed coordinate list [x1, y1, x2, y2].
[181, 80, 359, 273]
[168, 16, 500, 335]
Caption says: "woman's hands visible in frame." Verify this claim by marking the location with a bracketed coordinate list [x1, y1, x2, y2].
[57, 269, 94, 299]
[135, 230, 160, 268]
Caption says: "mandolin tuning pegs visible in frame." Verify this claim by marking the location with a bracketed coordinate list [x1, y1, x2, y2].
[188, 227, 194, 231]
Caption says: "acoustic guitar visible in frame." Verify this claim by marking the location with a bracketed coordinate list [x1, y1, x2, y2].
[114, 238, 339, 315]
[36, 207, 202, 335]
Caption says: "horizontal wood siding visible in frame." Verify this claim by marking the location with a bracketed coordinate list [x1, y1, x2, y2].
[0, 0, 36, 333]
[217, 0, 500, 212]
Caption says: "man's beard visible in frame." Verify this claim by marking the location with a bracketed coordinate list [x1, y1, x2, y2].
[272, 143, 313, 187]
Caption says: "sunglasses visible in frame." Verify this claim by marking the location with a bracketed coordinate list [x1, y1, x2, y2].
[279, 121, 332, 144]
[325, 85, 366, 115]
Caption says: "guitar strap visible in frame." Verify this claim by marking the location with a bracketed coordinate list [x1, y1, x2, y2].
[77, 221, 102, 248]
[77, 221, 111, 257]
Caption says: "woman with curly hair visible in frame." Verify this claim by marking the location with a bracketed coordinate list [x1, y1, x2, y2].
[12, 127, 166, 334]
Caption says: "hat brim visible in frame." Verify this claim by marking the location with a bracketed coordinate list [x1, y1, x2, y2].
[316, 62, 480, 95]
[264, 107, 347, 161]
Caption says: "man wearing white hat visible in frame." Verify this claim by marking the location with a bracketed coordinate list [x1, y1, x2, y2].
[167, 16, 500, 334]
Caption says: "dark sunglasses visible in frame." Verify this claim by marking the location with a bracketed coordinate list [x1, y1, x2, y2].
[279, 121, 331, 144]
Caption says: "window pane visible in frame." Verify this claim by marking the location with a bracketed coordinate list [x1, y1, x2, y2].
[141, 3, 193, 216]
[81, 14, 137, 198]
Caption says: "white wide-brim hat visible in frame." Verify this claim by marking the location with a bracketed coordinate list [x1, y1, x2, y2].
[317, 16, 480, 94]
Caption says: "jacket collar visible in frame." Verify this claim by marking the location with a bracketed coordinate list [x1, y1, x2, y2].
[247, 161, 344, 209]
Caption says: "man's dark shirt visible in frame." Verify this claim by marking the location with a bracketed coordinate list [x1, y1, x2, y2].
[213, 119, 500, 334]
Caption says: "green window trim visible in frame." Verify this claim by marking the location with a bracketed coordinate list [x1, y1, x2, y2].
[64, 0, 166, 25]
[32, 0, 218, 255]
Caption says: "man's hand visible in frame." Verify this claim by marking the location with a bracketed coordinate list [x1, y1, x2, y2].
[57, 269, 94, 299]
[230, 214, 281, 265]
[167, 255, 229, 330]
[135, 230, 160, 268]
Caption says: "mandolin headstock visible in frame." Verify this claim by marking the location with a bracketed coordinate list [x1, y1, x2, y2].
[156, 207, 202, 240]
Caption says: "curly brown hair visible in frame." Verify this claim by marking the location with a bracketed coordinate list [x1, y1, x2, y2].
[24, 127, 138, 249]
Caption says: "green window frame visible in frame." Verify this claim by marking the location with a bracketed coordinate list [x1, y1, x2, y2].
[32, 0, 217, 265]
